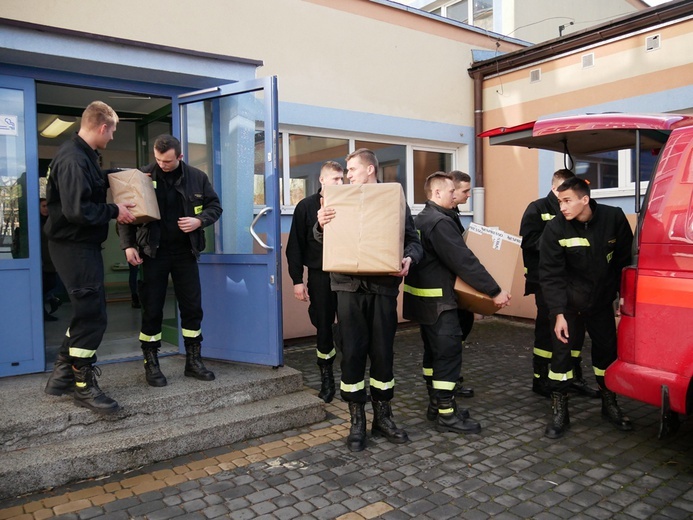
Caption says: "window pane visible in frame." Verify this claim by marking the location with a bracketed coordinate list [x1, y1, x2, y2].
[413, 150, 453, 204]
[277, 133, 283, 205]
[575, 151, 619, 189]
[354, 141, 407, 192]
[0, 88, 28, 259]
[473, 0, 493, 31]
[288, 135, 348, 205]
[447, 1, 469, 23]
[630, 148, 659, 184]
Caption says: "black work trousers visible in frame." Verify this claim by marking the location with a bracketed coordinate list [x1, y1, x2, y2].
[532, 289, 554, 368]
[49, 241, 107, 367]
[549, 304, 617, 393]
[421, 309, 463, 394]
[140, 249, 203, 346]
[307, 268, 338, 366]
[337, 290, 398, 403]
[459, 309, 474, 342]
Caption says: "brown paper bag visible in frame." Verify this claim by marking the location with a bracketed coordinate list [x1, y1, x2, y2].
[108, 169, 160, 224]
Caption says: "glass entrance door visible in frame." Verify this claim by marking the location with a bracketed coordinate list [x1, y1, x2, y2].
[0, 75, 43, 376]
[174, 77, 283, 366]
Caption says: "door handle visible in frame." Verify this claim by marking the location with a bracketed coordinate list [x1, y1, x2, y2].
[250, 207, 273, 251]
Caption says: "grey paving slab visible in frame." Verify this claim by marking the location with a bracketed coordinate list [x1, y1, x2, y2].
[3, 318, 693, 519]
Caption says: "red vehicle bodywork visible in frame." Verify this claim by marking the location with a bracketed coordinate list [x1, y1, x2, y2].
[483, 113, 693, 423]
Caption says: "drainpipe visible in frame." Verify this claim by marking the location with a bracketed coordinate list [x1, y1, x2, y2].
[472, 71, 485, 225]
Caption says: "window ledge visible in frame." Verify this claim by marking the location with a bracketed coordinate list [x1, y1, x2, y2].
[590, 186, 642, 199]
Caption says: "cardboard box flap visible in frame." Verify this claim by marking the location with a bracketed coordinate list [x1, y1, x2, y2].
[323, 183, 405, 274]
[454, 223, 521, 316]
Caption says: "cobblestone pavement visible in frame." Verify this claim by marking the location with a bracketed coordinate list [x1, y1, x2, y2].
[2, 317, 693, 520]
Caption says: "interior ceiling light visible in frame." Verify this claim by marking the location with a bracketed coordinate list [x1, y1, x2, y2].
[40, 117, 76, 138]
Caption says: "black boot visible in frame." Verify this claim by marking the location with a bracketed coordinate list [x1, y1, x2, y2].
[371, 400, 409, 444]
[545, 392, 570, 439]
[428, 385, 469, 421]
[142, 344, 167, 387]
[455, 375, 475, 398]
[346, 401, 367, 452]
[184, 343, 215, 381]
[73, 365, 119, 414]
[44, 354, 75, 396]
[435, 394, 481, 434]
[426, 384, 438, 421]
[317, 364, 335, 403]
[532, 359, 551, 398]
[601, 388, 633, 431]
[569, 360, 600, 398]
[48, 296, 62, 314]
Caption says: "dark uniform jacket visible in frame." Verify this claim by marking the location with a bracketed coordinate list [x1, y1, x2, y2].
[539, 199, 633, 318]
[519, 190, 560, 296]
[286, 191, 323, 285]
[118, 161, 222, 259]
[403, 201, 501, 325]
[314, 203, 423, 297]
[44, 134, 119, 245]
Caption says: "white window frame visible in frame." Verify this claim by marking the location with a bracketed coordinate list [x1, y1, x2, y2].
[554, 149, 649, 199]
[278, 126, 461, 215]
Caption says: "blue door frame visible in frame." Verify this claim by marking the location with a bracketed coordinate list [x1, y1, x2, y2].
[0, 74, 43, 376]
[173, 77, 284, 367]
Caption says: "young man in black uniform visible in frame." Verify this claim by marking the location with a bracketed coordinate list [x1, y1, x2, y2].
[539, 177, 634, 438]
[43, 101, 136, 414]
[317, 148, 423, 452]
[520, 169, 598, 399]
[404, 172, 510, 434]
[449, 170, 475, 399]
[286, 161, 344, 403]
[119, 135, 222, 387]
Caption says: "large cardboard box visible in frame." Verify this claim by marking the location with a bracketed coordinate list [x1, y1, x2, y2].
[322, 183, 405, 274]
[454, 222, 521, 315]
[108, 169, 160, 225]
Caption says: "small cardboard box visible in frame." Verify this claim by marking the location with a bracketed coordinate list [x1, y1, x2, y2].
[322, 183, 405, 274]
[108, 169, 160, 225]
[454, 222, 521, 315]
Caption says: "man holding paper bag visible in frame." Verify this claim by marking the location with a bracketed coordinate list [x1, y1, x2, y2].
[43, 101, 136, 414]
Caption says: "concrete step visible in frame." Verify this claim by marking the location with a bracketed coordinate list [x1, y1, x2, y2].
[0, 356, 326, 499]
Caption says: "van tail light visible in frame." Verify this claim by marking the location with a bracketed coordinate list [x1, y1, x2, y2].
[620, 266, 638, 317]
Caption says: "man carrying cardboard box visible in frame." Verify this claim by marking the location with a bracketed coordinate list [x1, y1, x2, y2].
[403, 172, 510, 435]
[119, 135, 222, 387]
[316, 148, 423, 452]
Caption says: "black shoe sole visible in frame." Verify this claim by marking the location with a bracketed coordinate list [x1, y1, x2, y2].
[184, 371, 215, 381]
[371, 428, 409, 443]
[73, 400, 120, 415]
[545, 422, 571, 439]
[44, 386, 74, 396]
[318, 392, 335, 403]
[435, 423, 482, 434]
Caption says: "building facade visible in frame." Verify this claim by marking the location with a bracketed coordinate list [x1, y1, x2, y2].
[0, 0, 525, 376]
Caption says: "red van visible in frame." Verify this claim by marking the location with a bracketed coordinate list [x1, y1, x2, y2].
[482, 113, 693, 437]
